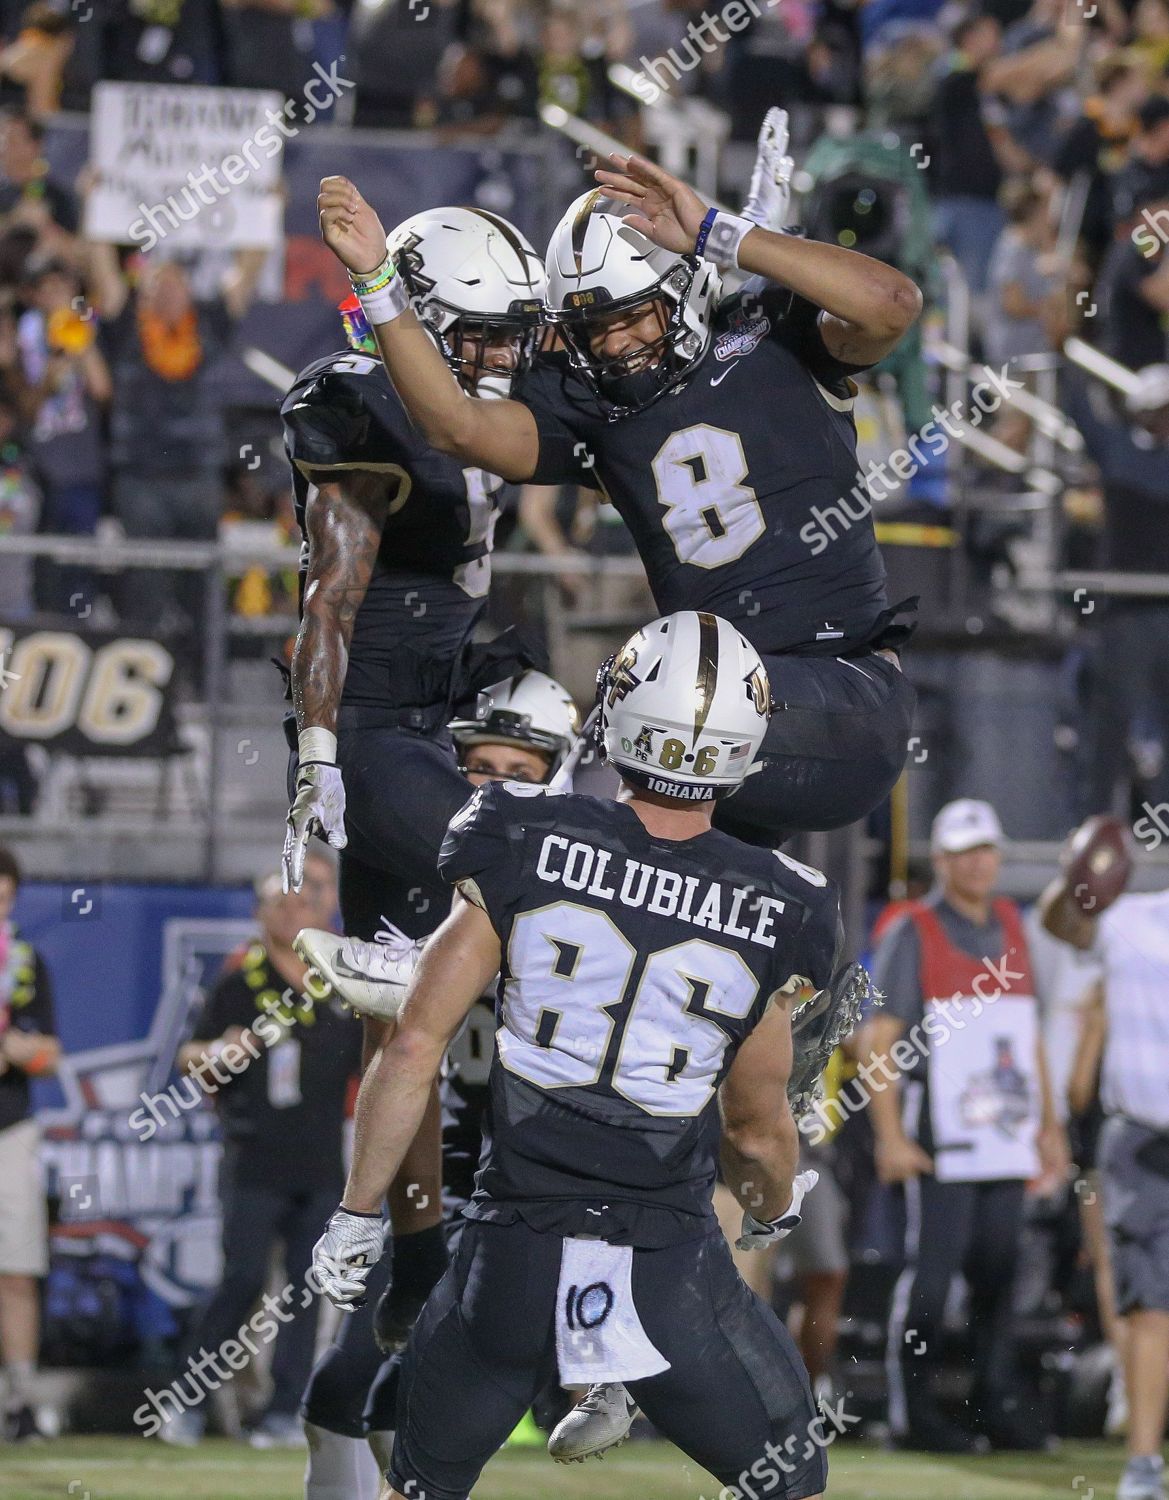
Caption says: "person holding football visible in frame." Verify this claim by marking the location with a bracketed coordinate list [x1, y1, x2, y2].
[1041, 817, 1169, 1500]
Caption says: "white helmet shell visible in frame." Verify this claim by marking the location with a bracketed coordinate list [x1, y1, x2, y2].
[600, 612, 770, 800]
[385, 206, 546, 396]
[450, 671, 580, 773]
[544, 190, 721, 415]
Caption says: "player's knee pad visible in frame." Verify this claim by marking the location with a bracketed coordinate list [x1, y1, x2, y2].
[302, 1341, 381, 1439]
[362, 1354, 401, 1439]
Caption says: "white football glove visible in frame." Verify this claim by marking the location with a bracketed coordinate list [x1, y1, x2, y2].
[741, 107, 795, 231]
[283, 749, 347, 894]
[311, 1207, 386, 1310]
[735, 1169, 818, 1251]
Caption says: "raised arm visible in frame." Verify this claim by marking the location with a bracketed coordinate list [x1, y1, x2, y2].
[316, 176, 540, 480]
[595, 153, 922, 367]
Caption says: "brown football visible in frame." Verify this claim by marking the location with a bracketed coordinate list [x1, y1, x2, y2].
[1063, 815, 1133, 915]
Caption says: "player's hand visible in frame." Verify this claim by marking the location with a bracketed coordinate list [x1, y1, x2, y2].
[318, 175, 389, 277]
[311, 1207, 386, 1310]
[741, 107, 794, 230]
[283, 761, 347, 894]
[736, 1169, 819, 1250]
[594, 153, 708, 255]
[875, 1133, 934, 1184]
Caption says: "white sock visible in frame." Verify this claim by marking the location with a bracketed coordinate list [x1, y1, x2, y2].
[3, 1361, 34, 1407]
[304, 1422, 381, 1500]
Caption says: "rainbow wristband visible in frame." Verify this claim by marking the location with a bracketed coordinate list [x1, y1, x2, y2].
[348, 256, 411, 326]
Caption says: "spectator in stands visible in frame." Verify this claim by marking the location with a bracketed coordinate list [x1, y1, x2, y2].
[929, 12, 1015, 299]
[861, 799, 1067, 1453]
[98, 0, 222, 87]
[1064, 365, 1169, 815]
[0, 3, 74, 118]
[14, 255, 109, 615]
[0, 108, 79, 241]
[221, 0, 336, 105]
[0, 384, 40, 623]
[1052, 53, 1147, 269]
[350, 0, 458, 129]
[986, 0, 1079, 168]
[984, 176, 1060, 370]
[0, 842, 60, 1443]
[1110, 94, 1169, 229]
[1095, 179, 1169, 370]
[86, 246, 265, 639]
[160, 852, 360, 1450]
[1041, 834, 1169, 1500]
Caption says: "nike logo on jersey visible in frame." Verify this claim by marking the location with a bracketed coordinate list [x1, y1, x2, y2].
[710, 361, 740, 387]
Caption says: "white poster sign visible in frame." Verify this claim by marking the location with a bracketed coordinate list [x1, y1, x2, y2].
[84, 82, 285, 251]
[927, 995, 1041, 1182]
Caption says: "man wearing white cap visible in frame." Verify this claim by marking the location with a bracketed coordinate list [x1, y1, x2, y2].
[860, 798, 1066, 1453]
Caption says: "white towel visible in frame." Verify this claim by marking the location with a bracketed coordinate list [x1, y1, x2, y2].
[554, 1237, 671, 1386]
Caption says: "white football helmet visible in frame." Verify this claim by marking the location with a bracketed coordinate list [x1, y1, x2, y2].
[598, 612, 771, 801]
[385, 206, 546, 398]
[449, 670, 581, 776]
[545, 190, 721, 417]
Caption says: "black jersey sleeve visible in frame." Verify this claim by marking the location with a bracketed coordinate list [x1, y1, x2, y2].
[281, 355, 422, 475]
[737, 277, 875, 394]
[513, 355, 601, 488]
[767, 851, 842, 998]
[438, 781, 527, 932]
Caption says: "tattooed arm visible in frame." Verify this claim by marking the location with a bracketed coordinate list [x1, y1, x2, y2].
[282, 470, 390, 891]
[292, 471, 389, 734]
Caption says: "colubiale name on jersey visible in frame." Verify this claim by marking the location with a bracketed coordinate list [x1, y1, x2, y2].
[535, 832, 785, 950]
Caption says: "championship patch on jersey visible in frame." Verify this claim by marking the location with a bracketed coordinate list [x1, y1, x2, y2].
[713, 309, 770, 361]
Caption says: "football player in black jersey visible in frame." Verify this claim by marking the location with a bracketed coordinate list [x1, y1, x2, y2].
[309, 672, 578, 1487]
[278, 206, 547, 1500]
[312, 611, 840, 1500]
[317, 120, 922, 850]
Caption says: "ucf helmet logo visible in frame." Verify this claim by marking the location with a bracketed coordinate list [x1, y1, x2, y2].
[745, 665, 769, 718]
[606, 639, 641, 708]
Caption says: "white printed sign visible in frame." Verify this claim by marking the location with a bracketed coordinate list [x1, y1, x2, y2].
[927, 995, 1041, 1183]
[85, 82, 285, 250]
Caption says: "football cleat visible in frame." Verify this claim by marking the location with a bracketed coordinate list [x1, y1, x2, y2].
[294, 925, 423, 1021]
[547, 1383, 639, 1463]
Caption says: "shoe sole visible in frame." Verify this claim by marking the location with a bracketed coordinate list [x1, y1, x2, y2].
[293, 932, 406, 1021]
[549, 1430, 631, 1464]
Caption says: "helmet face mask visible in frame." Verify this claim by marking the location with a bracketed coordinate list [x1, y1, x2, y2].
[384, 207, 547, 399]
[545, 192, 720, 420]
[449, 671, 580, 780]
[413, 297, 544, 398]
[554, 264, 710, 419]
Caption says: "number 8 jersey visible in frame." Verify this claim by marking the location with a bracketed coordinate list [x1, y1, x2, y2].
[438, 781, 841, 1247]
[516, 283, 890, 658]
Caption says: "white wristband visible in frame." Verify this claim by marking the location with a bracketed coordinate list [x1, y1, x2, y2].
[298, 727, 338, 765]
[700, 210, 754, 270]
[356, 275, 411, 327]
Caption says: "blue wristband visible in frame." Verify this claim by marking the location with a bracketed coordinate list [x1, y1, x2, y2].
[694, 207, 718, 259]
